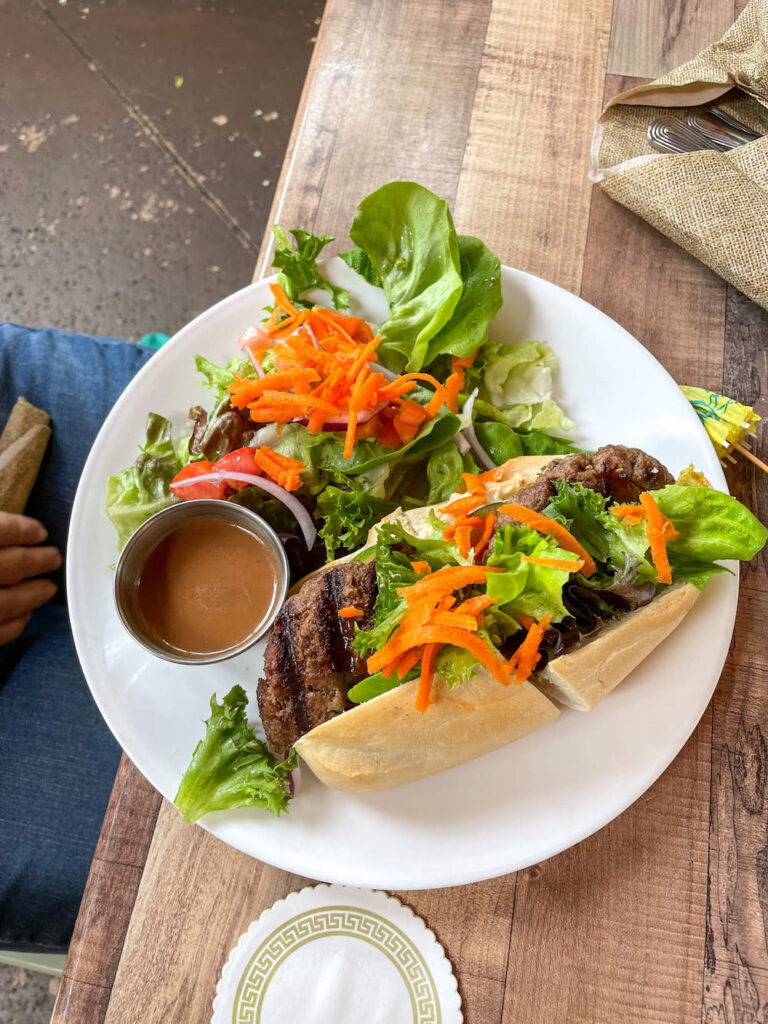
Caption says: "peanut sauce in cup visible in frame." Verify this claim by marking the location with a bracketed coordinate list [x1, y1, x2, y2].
[114, 501, 289, 663]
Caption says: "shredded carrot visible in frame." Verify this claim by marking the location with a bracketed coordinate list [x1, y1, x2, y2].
[611, 504, 646, 525]
[393, 646, 424, 680]
[518, 614, 535, 630]
[400, 565, 499, 603]
[382, 373, 447, 417]
[443, 351, 478, 412]
[228, 369, 320, 408]
[429, 610, 479, 631]
[455, 523, 473, 559]
[338, 606, 363, 619]
[478, 466, 504, 483]
[252, 446, 306, 491]
[497, 503, 597, 577]
[522, 554, 585, 573]
[639, 492, 678, 585]
[269, 282, 299, 317]
[461, 472, 486, 496]
[442, 493, 484, 517]
[369, 625, 511, 686]
[411, 560, 431, 575]
[455, 594, 494, 617]
[415, 643, 441, 713]
[473, 512, 497, 559]
[508, 613, 552, 684]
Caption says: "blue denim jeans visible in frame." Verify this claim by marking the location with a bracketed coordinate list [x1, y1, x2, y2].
[0, 324, 152, 951]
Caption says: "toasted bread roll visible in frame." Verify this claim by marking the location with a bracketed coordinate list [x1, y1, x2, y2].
[533, 582, 700, 711]
[295, 671, 559, 792]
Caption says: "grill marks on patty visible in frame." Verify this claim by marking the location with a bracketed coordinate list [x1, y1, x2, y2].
[257, 560, 377, 754]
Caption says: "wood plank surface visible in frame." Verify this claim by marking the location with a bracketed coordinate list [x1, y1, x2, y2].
[608, 0, 734, 79]
[703, 288, 768, 1021]
[54, 0, 768, 1022]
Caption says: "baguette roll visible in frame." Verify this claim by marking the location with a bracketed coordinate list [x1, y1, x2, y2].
[291, 453, 702, 791]
[533, 582, 700, 711]
[295, 672, 559, 793]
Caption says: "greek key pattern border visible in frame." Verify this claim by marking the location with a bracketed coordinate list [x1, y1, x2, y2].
[232, 905, 441, 1024]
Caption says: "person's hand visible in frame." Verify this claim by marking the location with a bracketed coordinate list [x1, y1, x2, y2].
[0, 512, 61, 643]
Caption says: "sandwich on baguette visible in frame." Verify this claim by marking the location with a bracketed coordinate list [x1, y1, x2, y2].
[257, 444, 767, 792]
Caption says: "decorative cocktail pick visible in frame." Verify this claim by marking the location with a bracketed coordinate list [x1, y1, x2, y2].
[681, 386, 767, 475]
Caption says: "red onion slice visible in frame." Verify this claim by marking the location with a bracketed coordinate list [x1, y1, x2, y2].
[462, 388, 495, 471]
[170, 471, 317, 549]
[245, 349, 265, 377]
[455, 430, 470, 455]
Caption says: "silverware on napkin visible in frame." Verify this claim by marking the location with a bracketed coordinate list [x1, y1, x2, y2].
[647, 106, 762, 154]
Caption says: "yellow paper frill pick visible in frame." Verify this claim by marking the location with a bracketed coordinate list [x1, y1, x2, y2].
[681, 386, 766, 474]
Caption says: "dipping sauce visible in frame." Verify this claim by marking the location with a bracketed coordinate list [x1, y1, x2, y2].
[137, 519, 280, 656]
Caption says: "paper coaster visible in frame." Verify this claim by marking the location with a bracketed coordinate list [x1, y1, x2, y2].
[212, 884, 462, 1024]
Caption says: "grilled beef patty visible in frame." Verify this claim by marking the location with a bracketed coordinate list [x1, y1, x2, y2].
[497, 444, 673, 522]
[257, 560, 377, 754]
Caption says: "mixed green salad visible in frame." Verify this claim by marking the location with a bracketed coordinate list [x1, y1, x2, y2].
[107, 181, 578, 570]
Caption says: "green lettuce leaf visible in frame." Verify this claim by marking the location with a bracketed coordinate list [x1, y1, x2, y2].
[312, 409, 461, 476]
[466, 341, 574, 434]
[339, 247, 382, 287]
[435, 645, 481, 689]
[517, 430, 584, 456]
[348, 668, 413, 704]
[174, 686, 295, 822]
[426, 441, 464, 504]
[654, 485, 768, 563]
[667, 554, 730, 590]
[106, 413, 180, 550]
[422, 235, 502, 365]
[271, 226, 348, 309]
[543, 482, 654, 579]
[476, 421, 523, 464]
[486, 523, 579, 622]
[349, 181, 463, 371]
[195, 354, 258, 404]
[316, 487, 397, 559]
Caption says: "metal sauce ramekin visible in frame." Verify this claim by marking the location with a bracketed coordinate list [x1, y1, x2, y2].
[114, 499, 289, 664]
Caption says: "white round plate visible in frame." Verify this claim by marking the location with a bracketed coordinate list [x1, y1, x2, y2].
[68, 259, 735, 889]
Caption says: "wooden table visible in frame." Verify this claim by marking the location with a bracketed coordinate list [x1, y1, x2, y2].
[53, 1, 768, 1021]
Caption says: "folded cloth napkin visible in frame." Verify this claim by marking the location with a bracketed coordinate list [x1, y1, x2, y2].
[591, 0, 768, 311]
[0, 397, 51, 514]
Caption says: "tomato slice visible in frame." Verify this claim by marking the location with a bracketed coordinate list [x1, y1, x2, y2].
[212, 447, 260, 491]
[170, 461, 228, 500]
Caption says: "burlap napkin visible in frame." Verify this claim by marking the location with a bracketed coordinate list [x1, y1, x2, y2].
[591, 0, 768, 311]
[0, 397, 51, 514]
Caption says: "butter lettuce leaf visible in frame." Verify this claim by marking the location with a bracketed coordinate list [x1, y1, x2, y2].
[422, 235, 502, 365]
[349, 181, 463, 371]
[174, 686, 295, 822]
[654, 485, 768, 563]
[486, 524, 579, 623]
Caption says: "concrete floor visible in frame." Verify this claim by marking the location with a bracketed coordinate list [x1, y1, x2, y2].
[0, 0, 321, 1019]
[0, 967, 57, 1024]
